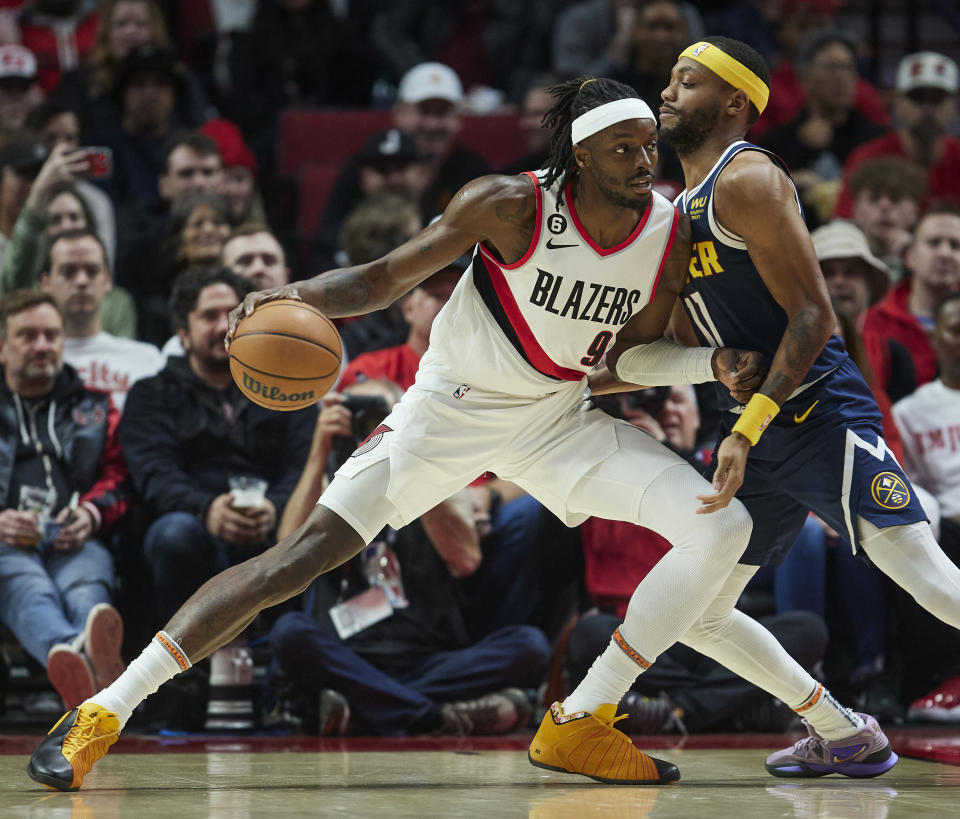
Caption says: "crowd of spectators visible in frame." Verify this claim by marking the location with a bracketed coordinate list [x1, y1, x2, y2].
[0, 0, 959, 736]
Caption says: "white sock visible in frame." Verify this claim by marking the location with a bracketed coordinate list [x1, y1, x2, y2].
[84, 631, 191, 730]
[792, 683, 864, 740]
[563, 629, 646, 714]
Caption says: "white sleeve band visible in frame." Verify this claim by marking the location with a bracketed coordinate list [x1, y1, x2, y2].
[612, 338, 716, 386]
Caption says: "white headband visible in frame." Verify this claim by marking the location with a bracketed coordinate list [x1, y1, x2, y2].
[570, 98, 657, 144]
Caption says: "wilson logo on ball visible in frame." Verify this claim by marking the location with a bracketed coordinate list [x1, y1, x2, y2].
[240, 372, 316, 404]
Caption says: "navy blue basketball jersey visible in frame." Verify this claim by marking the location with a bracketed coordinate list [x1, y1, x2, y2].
[675, 141, 848, 411]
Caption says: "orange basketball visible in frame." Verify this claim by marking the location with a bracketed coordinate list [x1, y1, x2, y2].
[229, 299, 342, 411]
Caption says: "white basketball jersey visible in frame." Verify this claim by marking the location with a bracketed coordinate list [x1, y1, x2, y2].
[425, 171, 680, 396]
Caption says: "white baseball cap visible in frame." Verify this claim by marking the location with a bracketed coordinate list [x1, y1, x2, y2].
[0, 45, 37, 82]
[398, 62, 463, 105]
[896, 51, 959, 95]
[812, 220, 891, 304]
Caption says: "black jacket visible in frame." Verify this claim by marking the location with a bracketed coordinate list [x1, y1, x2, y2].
[118, 356, 317, 522]
[0, 364, 129, 531]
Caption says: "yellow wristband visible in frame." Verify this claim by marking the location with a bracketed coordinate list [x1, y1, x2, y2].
[731, 394, 780, 445]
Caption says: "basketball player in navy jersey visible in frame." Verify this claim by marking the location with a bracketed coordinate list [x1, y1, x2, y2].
[640, 35, 960, 776]
[28, 76, 773, 790]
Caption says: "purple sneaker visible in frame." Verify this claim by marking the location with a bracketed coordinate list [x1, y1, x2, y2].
[765, 713, 898, 778]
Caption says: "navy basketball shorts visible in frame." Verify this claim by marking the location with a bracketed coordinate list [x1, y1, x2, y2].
[708, 359, 928, 566]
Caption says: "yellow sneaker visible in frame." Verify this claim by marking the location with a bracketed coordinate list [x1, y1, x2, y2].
[528, 702, 680, 785]
[26, 703, 120, 791]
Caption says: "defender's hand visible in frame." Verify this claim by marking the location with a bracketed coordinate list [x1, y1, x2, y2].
[697, 432, 750, 514]
[226, 285, 301, 351]
[712, 348, 766, 404]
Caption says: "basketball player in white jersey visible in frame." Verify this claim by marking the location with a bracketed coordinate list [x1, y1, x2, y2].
[26, 77, 838, 790]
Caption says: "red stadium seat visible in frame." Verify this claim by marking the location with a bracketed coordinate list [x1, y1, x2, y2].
[278, 108, 525, 176]
[298, 161, 341, 238]
[279, 109, 391, 177]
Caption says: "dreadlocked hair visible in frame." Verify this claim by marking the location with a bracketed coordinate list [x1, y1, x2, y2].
[541, 76, 643, 195]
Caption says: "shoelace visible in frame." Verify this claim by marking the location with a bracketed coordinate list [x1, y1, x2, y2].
[61, 712, 113, 758]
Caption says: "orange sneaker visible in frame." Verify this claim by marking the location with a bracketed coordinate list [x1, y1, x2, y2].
[26, 703, 120, 791]
[529, 702, 680, 784]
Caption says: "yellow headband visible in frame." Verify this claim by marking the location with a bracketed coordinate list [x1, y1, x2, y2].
[679, 41, 769, 115]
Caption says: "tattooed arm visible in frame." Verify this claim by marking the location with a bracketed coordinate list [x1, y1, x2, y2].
[714, 152, 835, 404]
[696, 152, 834, 515]
[227, 174, 537, 341]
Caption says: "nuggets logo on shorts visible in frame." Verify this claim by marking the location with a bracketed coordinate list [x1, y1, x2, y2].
[870, 471, 910, 509]
[352, 424, 391, 457]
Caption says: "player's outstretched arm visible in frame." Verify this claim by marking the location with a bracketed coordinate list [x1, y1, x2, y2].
[601, 213, 763, 398]
[227, 174, 537, 343]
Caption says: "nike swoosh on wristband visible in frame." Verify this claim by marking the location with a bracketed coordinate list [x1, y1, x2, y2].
[545, 239, 578, 249]
[794, 399, 819, 424]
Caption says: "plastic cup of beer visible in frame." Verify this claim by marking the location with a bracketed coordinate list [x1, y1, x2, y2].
[18, 485, 55, 546]
[228, 477, 268, 511]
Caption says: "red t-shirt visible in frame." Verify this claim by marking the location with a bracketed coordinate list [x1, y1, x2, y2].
[338, 343, 421, 392]
[834, 132, 960, 217]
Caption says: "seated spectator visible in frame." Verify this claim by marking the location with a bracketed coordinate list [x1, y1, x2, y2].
[200, 118, 264, 226]
[270, 378, 550, 736]
[137, 190, 231, 347]
[118, 266, 316, 625]
[313, 129, 425, 271]
[25, 101, 117, 265]
[162, 223, 291, 359]
[89, 44, 191, 205]
[760, 30, 886, 226]
[835, 52, 960, 218]
[333, 193, 425, 358]
[606, 0, 688, 188]
[51, 0, 210, 138]
[0, 135, 48, 270]
[566, 389, 826, 734]
[499, 73, 558, 177]
[222, 223, 289, 292]
[13, 0, 99, 93]
[114, 130, 223, 337]
[892, 293, 960, 721]
[0, 289, 128, 708]
[746, 0, 889, 141]
[848, 157, 926, 280]
[864, 206, 960, 386]
[0, 44, 44, 139]
[318, 63, 489, 272]
[39, 227, 162, 410]
[0, 140, 135, 334]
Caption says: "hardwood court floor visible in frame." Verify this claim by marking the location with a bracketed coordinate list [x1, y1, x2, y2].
[2, 745, 959, 818]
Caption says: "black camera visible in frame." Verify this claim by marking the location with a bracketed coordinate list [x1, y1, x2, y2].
[623, 386, 671, 418]
[330, 394, 392, 469]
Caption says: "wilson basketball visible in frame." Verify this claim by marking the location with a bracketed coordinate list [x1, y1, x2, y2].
[229, 299, 342, 411]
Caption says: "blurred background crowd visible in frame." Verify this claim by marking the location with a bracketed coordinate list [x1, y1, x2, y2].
[0, 0, 959, 740]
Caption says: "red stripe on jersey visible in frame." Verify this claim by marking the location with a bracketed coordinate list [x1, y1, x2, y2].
[648, 206, 680, 301]
[567, 188, 652, 257]
[478, 253, 585, 381]
[479, 171, 543, 270]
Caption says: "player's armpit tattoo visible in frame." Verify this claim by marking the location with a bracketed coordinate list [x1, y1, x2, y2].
[495, 197, 534, 227]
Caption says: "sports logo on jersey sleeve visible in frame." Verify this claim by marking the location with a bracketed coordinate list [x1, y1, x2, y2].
[870, 471, 910, 509]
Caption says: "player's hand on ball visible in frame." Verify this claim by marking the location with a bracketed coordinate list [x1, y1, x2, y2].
[226, 285, 302, 350]
[712, 348, 766, 404]
[696, 432, 749, 514]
